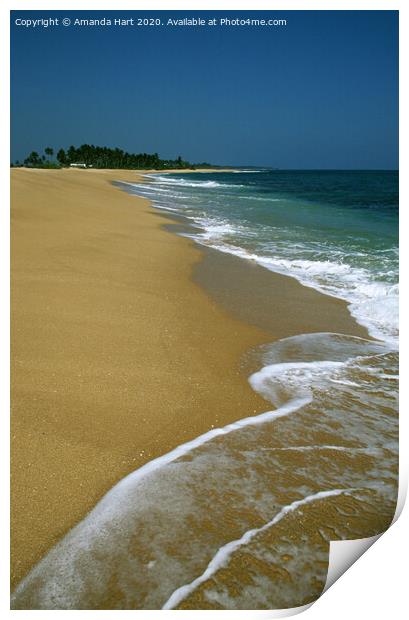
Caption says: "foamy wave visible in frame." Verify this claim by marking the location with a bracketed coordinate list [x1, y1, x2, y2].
[194, 219, 239, 240]
[231, 169, 266, 173]
[162, 488, 354, 609]
[111, 395, 309, 496]
[150, 204, 180, 213]
[191, 237, 398, 346]
[241, 195, 283, 202]
[250, 359, 344, 406]
[147, 175, 243, 189]
[11, 333, 397, 609]
[11, 395, 310, 608]
[248, 332, 396, 439]
[129, 171, 398, 346]
[121, 175, 399, 344]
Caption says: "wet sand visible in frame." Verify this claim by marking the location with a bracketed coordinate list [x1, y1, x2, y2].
[11, 167, 380, 595]
[194, 246, 369, 341]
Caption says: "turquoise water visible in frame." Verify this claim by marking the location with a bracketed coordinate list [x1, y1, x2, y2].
[136, 169, 398, 344]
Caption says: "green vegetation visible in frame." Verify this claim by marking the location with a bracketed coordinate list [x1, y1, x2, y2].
[12, 144, 215, 170]
[12, 147, 61, 168]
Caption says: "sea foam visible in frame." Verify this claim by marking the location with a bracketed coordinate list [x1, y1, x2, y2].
[162, 488, 355, 609]
[11, 333, 397, 609]
[142, 171, 398, 346]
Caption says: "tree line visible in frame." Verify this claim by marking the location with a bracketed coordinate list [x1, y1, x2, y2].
[12, 145, 214, 170]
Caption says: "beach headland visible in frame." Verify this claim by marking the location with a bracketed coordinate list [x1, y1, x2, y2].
[11, 167, 383, 599]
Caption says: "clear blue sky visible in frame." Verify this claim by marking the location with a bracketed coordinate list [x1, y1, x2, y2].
[11, 10, 398, 169]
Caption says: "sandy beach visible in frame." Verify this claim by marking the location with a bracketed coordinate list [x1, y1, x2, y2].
[9, 8, 399, 611]
[11, 168, 395, 605]
[11, 167, 269, 587]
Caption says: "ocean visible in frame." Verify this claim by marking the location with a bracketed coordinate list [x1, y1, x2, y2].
[12, 170, 399, 610]
[137, 169, 398, 345]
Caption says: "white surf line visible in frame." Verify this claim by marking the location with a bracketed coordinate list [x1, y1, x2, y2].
[250, 360, 345, 385]
[11, 396, 311, 602]
[100, 396, 311, 496]
[162, 488, 356, 610]
[12, 397, 311, 599]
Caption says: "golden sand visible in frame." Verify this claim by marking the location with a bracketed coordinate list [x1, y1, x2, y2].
[10, 167, 374, 591]
[11, 167, 271, 587]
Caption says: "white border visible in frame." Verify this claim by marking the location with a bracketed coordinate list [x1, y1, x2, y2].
[3, 1, 407, 618]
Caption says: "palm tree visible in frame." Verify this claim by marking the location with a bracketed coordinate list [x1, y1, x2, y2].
[67, 145, 77, 163]
[57, 149, 66, 165]
[26, 151, 40, 167]
[22, 144, 195, 170]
